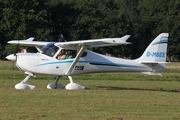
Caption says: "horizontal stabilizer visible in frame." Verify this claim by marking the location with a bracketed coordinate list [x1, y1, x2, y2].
[141, 72, 162, 76]
[141, 61, 168, 65]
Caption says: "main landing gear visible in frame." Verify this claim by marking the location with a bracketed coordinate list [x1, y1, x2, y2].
[47, 76, 85, 90]
[47, 76, 65, 89]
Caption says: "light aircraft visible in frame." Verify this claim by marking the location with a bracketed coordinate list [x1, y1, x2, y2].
[6, 33, 169, 90]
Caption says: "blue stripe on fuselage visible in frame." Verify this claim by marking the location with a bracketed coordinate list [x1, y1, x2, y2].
[36, 60, 88, 66]
[36, 60, 144, 68]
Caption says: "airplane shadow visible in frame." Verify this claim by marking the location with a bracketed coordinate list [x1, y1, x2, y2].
[94, 86, 180, 93]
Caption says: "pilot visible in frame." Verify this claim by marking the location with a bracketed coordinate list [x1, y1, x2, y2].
[19, 47, 27, 53]
[57, 49, 66, 60]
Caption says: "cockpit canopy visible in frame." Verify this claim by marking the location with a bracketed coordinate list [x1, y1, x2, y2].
[40, 42, 86, 59]
[41, 42, 58, 57]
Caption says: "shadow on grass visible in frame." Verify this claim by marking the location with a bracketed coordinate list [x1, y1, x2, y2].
[95, 86, 180, 93]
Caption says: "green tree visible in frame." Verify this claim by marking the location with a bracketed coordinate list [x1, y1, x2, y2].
[0, 0, 50, 59]
[0, 0, 50, 40]
[137, 0, 180, 60]
[165, 0, 180, 61]
[68, 0, 132, 57]
[1, 0, 180, 61]
[48, 0, 76, 41]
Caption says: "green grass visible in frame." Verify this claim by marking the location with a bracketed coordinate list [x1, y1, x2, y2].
[0, 61, 180, 120]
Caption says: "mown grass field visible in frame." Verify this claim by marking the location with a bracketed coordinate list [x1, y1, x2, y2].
[0, 61, 180, 120]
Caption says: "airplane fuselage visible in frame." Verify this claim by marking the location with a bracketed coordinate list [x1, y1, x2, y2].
[16, 50, 162, 76]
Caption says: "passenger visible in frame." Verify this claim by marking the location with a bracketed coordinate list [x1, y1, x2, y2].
[66, 50, 73, 59]
[57, 50, 66, 60]
[61, 50, 72, 60]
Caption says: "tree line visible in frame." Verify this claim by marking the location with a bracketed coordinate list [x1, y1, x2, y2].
[0, 0, 180, 61]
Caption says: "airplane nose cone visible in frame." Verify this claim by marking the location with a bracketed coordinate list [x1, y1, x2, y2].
[6, 54, 16, 61]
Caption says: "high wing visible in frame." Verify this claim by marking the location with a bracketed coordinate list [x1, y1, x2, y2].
[7, 37, 49, 46]
[56, 35, 131, 75]
[55, 35, 130, 49]
[8, 35, 130, 48]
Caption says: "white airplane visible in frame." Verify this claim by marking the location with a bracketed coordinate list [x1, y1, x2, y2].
[6, 33, 169, 90]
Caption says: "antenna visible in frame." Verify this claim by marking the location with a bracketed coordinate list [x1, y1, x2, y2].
[58, 34, 66, 42]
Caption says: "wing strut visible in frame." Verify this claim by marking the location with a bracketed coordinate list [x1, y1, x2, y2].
[65, 44, 87, 75]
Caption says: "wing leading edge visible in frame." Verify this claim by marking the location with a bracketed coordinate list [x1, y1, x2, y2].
[55, 35, 130, 49]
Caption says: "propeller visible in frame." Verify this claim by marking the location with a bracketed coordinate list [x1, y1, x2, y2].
[13, 41, 20, 80]
[6, 40, 19, 61]
[14, 40, 20, 61]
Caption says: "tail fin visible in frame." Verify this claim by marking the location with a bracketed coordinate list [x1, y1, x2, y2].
[138, 33, 169, 75]
[138, 33, 168, 63]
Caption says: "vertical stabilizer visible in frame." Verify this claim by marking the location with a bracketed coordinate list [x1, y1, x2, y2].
[138, 33, 168, 63]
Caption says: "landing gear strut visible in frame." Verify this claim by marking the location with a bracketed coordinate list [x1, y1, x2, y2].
[47, 76, 65, 89]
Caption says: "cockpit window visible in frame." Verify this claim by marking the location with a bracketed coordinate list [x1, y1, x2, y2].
[56, 49, 77, 60]
[41, 42, 59, 57]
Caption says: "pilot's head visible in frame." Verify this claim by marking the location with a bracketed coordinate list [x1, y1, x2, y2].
[59, 49, 65, 55]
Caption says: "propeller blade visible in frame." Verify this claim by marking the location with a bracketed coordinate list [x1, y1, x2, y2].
[14, 42, 19, 56]
[13, 40, 20, 62]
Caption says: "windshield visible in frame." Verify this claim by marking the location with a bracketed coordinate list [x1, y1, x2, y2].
[41, 42, 59, 57]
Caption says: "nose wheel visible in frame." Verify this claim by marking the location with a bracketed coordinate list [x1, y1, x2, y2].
[15, 74, 35, 90]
